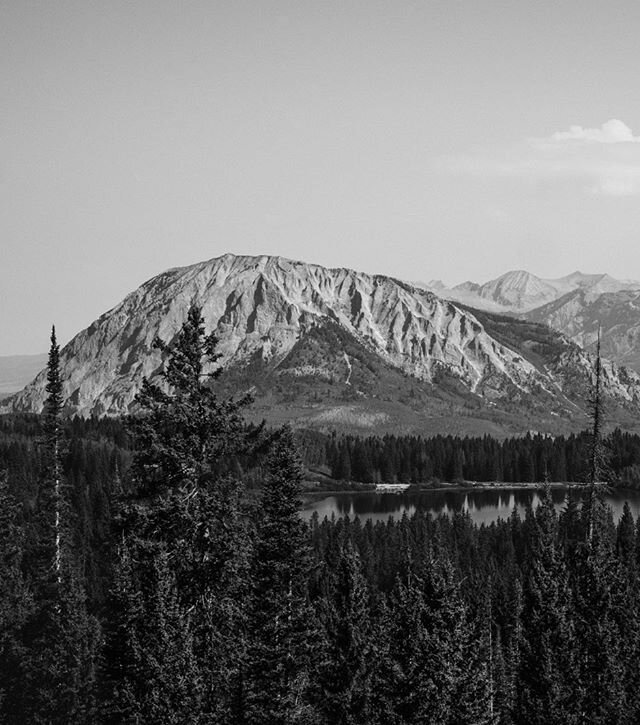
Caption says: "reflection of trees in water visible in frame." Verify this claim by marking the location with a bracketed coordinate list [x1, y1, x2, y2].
[303, 487, 640, 525]
[348, 493, 415, 516]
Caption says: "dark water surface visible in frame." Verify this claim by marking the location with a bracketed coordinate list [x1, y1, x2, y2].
[300, 487, 640, 526]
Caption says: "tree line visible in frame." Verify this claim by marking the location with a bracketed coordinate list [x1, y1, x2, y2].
[1, 305, 639, 722]
[301, 428, 640, 486]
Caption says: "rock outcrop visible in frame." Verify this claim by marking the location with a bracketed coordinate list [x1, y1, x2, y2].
[7, 254, 640, 433]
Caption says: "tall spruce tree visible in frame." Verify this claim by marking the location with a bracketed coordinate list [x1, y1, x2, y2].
[317, 541, 375, 725]
[103, 304, 255, 723]
[21, 326, 98, 725]
[246, 425, 319, 725]
[129, 303, 254, 496]
[572, 501, 625, 722]
[584, 329, 611, 543]
[27, 327, 64, 596]
[101, 539, 202, 724]
[516, 490, 578, 725]
[376, 554, 490, 725]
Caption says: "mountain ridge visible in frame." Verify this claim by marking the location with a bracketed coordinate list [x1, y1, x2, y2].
[419, 268, 640, 375]
[426, 269, 640, 313]
[6, 254, 640, 435]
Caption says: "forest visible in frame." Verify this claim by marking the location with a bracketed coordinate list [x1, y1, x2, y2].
[1, 305, 640, 724]
[302, 428, 640, 486]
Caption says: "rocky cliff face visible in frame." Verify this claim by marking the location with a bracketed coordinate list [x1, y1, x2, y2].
[9, 254, 543, 415]
[7, 254, 640, 433]
[525, 288, 640, 374]
[429, 268, 640, 378]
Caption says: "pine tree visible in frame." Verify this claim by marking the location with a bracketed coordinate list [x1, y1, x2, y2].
[27, 327, 64, 600]
[188, 475, 252, 723]
[0, 472, 31, 722]
[572, 501, 625, 723]
[245, 425, 319, 725]
[104, 304, 256, 723]
[101, 540, 202, 724]
[317, 541, 375, 724]
[99, 538, 145, 724]
[376, 554, 489, 724]
[21, 327, 99, 724]
[588, 329, 606, 485]
[130, 304, 255, 496]
[584, 329, 611, 543]
[611, 506, 640, 723]
[515, 489, 579, 725]
[617, 502, 636, 567]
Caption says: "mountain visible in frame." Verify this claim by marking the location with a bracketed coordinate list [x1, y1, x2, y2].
[0, 353, 47, 398]
[437, 270, 640, 375]
[453, 270, 559, 312]
[525, 288, 640, 374]
[6, 254, 640, 435]
[551, 271, 640, 297]
[442, 270, 640, 314]
[414, 279, 447, 293]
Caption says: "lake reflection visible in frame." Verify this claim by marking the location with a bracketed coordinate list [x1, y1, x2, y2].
[300, 487, 640, 526]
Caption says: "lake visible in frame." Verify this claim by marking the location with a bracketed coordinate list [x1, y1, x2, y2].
[300, 487, 640, 526]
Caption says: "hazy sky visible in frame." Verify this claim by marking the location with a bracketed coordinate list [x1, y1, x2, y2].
[3, 0, 640, 354]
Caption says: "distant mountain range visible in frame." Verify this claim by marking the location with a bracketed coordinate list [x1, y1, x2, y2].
[420, 269, 640, 313]
[0, 354, 47, 397]
[420, 270, 640, 375]
[5, 254, 640, 436]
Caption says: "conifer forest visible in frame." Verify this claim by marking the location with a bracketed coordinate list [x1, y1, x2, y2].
[4, 305, 640, 724]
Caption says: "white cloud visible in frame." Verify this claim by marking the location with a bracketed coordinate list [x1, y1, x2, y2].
[440, 119, 640, 196]
[550, 119, 640, 144]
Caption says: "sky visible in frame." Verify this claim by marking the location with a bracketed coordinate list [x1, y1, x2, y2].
[3, 0, 640, 354]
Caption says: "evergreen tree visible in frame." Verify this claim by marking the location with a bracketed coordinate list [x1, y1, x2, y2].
[611, 507, 640, 723]
[516, 489, 578, 725]
[616, 502, 636, 566]
[588, 329, 607, 486]
[317, 541, 375, 724]
[27, 327, 64, 597]
[129, 304, 255, 495]
[101, 540, 201, 724]
[21, 327, 99, 725]
[104, 304, 256, 723]
[0, 472, 31, 721]
[99, 538, 145, 723]
[189, 475, 252, 723]
[246, 426, 318, 725]
[572, 501, 625, 723]
[376, 555, 489, 724]
[584, 330, 611, 544]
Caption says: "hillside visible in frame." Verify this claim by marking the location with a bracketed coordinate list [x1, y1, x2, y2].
[7, 254, 640, 435]
[525, 288, 640, 374]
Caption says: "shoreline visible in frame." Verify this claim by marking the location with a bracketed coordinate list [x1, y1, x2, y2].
[301, 481, 605, 497]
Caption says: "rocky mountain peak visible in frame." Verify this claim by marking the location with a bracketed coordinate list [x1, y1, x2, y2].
[481, 270, 558, 309]
[6, 253, 640, 434]
[5, 254, 549, 417]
